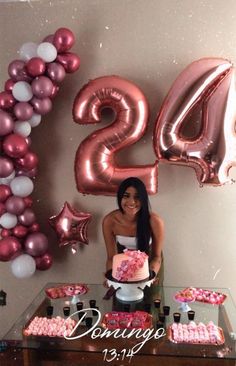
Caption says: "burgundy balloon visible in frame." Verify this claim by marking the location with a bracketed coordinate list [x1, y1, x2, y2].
[16, 167, 38, 178]
[3, 133, 28, 158]
[47, 62, 66, 83]
[14, 102, 33, 121]
[24, 232, 49, 256]
[43, 34, 54, 43]
[50, 83, 59, 99]
[18, 208, 36, 226]
[13, 225, 28, 238]
[35, 252, 53, 270]
[53, 27, 75, 52]
[25, 136, 32, 146]
[0, 156, 14, 178]
[23, 196, 33, 207]
[8, 60, 31, 82]
[26, 57, 46, 77]
[31, 97, 52, 115]
[5, 79, 15, 92]
[5, 196, 25, 215]
[0, 91, 16, 110]
[0, 202, 6, 216]
[31, 76, 54, 98]
[16, 151, 38, 171]
[56, 52, 80, 73]
[0, 184, 12, 202]
[29, 222, 40, 233]
[0, 110, 14, 136]
[0, 236, 21, 261]
[1, 228, 11, 237]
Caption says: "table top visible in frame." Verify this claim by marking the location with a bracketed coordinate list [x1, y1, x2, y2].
[2, 283, 236, 361]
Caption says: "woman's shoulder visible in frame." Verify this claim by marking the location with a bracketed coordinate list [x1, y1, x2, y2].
[150, 212, 164, 228]
[103, 210, 121, 225]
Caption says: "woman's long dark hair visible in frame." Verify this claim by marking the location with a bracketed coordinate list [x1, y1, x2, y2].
[117, 177, 151, 254]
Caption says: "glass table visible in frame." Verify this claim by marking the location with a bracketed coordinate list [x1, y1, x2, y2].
[1, 283, 236, 366]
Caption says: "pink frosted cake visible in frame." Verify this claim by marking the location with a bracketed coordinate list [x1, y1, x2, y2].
[112, 250, 149, 282]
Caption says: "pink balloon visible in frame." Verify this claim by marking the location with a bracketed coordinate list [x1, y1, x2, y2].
[8, 60, 31, 82]
[47, 62, 66, 83]
[13, 225, 28, 238]
[0, 110, 14, 136]
[31, 97, 52, 115]
[0, 185, 12, 203]
[72, 76, 157, 195]
[50, 82, 59, 99]
[16, 151, 38, 171]
[56, 52, 80, 73]
[26, 57, 46, 77]
[53, 28, 75, 52]
[3, 133, 28, 158]
[18, 208, 36, 226]
[5, 79, 15, 92]
[24, 232, 48, 256]
[0, 91, 16, 110]
[35, 252, 53, 270]
[31, 76, 54, 98]
[14, 102, 33, 121]
[0, 202, 6, 215]
[0, 156, 14, 178]
[5, 196, 26, 215]
[0, 236, 21, 262]
[154, 58, 236, 186]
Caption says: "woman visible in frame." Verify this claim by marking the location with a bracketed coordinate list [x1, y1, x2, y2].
[103, 177, 164, 285]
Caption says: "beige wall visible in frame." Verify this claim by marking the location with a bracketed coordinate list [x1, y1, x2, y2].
[0, 0, 236, 338]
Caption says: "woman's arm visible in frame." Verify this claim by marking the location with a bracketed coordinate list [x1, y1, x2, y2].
[149, 212, 164, 275]
[102, 213, 117, 272]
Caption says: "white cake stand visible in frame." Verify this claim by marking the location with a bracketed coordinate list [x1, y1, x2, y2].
[105, 270, 155, 302]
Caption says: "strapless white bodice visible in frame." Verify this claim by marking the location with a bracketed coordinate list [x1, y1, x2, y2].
[116, 235, 137, 250]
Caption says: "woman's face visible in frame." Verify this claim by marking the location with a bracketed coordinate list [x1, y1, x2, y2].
[121, 186, 141, 217]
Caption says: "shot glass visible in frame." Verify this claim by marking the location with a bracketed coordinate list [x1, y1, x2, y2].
[78, 311, 86, 320]
[187, 310, 195, 321]
[85, 317, 93, 328]
[163, 306, 170, 316]
[76, 302, 83, 311]
[46, 305, 53, 316]
[173, 312, 181, 323]
[89, 299, 96, 308]
[158, 313, 165, 323]
[63, 306, 70, 316]
[92, 306, 99, 316]
[154, 299, 161, 309]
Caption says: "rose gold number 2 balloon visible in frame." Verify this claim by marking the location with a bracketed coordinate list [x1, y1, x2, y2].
[73, 75, 158, 195]
[154, 58, 236, 186]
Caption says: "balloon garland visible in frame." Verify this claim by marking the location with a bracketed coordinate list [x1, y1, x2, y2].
[0, 28, 80, 278]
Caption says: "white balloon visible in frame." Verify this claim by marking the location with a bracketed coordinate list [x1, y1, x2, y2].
[19, 42, 38, 61]
[37, 42, 57, 63]
[0, 170, 16, 185]
[11, 254, 36, 278]
[14, 121, 31, 137]
[12, 81, 33, 102]
[10, 176, 34, 197]
[28, 113, 41, 128]
[0, 212, 17, 229]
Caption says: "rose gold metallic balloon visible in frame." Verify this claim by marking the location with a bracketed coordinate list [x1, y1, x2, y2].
[73, 75, 158, 195]
[154, 58, 236, 186]
[49, 202, 91, 247]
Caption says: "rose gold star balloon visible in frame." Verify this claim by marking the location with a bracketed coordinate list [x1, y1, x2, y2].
[48, 202, 91, 247]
